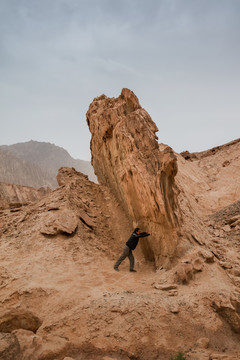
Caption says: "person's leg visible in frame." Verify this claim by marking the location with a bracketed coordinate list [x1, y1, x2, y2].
[114, 245, 130, 270]
[128, 250, 135, 271]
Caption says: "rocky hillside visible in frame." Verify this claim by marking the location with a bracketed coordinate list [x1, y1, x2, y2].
[0, 141, 97, 188]
[0, 89, 239, 360]
[0, 182, 50, 210]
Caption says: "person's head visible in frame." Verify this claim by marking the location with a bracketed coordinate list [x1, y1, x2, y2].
[134, 227, 140, 234]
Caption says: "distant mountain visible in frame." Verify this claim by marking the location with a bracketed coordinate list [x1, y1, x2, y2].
[0, 148, 56, 188]
[0, 141, 97, 188]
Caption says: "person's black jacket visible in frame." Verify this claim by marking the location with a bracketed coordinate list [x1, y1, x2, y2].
[126, 231, 150, 250]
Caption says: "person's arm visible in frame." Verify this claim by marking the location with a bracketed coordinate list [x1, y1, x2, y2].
[137, 232, 150, 238]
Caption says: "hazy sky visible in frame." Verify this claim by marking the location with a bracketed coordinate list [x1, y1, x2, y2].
[1, 0, 239, 160]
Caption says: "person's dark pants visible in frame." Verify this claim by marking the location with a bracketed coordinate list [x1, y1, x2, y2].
[114, 245, 134, 270]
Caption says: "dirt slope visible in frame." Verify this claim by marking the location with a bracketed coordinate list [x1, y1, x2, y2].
[0, 163, 239, 360]
[178, 138, 240, 212]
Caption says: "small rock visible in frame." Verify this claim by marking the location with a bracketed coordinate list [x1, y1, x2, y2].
[199, 249, 214, 263]
[169, 305, 180, 313]
[231, 219, 240, 228]
[214, 229, 220, 237]
[196, 337, 209, 349]
[219, 261, 232, 269]
[168, 290, 178, 296]
[192, 257, 204, 272]
[176, 263, 193, 284]
[154, 284, 178, 291]
[233, 269, 240, 277]
[227, 215, 240, 225]
[222, 225, 231, 232]
[222, 160, 230, 167]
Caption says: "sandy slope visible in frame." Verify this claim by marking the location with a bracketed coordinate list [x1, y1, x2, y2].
[0, 141, 240, 360]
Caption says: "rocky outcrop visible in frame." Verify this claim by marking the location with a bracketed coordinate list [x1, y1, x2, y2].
[40, 209, 78, 235]
[181, 138, 240, 161]
[87, 88, 180, 267]
[212, 292, 240, 333]
[14, 330, 70, 360]
[0, 182, 50, 210]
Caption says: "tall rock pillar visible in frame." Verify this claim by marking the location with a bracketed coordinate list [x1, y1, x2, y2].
[87, 88, 180, 268]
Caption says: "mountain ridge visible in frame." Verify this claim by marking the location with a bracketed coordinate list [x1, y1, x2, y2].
[0, 140, 97, 188]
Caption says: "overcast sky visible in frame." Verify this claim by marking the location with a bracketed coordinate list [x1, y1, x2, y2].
[0, 0, 239, 160]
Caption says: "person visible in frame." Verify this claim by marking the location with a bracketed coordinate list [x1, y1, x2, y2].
[114, 228, 150, 272]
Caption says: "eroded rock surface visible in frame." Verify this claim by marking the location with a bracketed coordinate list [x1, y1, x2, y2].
[0, 332, 21, 360]
[211, 292, 240, 333]
[40, 209, 78, 235]
[87, 88, 180, 267]
[0, 182, 49, 210]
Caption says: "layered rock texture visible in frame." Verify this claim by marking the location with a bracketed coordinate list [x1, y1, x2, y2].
[87, 89, 240, 270]
[87, 89, 180, 267]
[0, 89, 240, 359]
[0, 182, 50, 210]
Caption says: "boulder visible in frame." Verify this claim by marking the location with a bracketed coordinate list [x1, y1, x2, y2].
[28, 334, 70, 360]
[14, 331, 70, 360]
[212, 293, 240, 333]
[175, 263, 193, 284]
[196, 337, 210, 349]
[13, 328, 36, 353]
[0, 332, 21, 360]
[40, 208, 78, 235]
[192, 257, 204, 272]
[199, 249, 215, 263]
[57, 166, 89, 186]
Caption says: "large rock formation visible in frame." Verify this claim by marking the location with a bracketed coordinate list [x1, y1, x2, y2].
[87, 88, 180, 267]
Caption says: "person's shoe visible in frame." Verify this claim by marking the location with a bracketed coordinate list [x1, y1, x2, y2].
[114, 267, 119, 272]
[130, 269, 137, 272]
